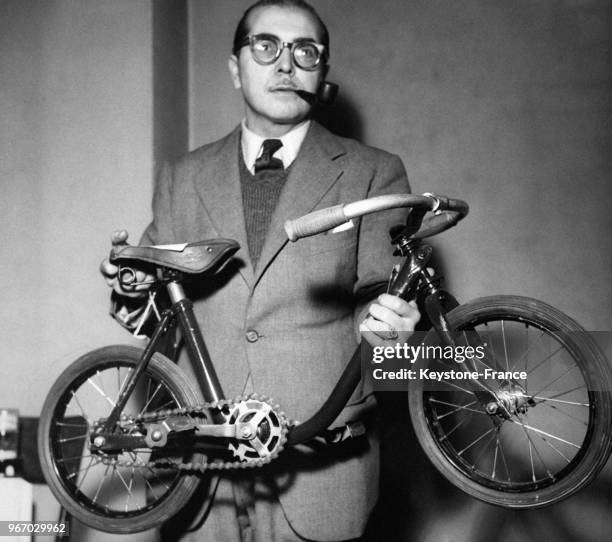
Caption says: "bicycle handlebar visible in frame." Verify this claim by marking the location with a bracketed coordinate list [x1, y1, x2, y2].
[284, 193, 469, 242]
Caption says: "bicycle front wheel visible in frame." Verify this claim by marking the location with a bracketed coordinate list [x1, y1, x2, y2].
[408, 296, 612, 508]
[38, 345, 204, 533]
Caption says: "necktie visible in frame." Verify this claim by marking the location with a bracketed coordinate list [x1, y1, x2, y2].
[254, 139, 283, 173]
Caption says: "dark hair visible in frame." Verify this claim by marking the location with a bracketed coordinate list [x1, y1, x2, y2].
[232, 0, 330, 62]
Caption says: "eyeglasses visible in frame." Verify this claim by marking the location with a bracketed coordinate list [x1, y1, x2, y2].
[240, 33, 326, 71]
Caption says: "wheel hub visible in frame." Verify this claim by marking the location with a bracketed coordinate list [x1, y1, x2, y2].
[487, 379, 532, 417]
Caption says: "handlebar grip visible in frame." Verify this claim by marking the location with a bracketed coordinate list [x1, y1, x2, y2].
[284, 204, 347, 241]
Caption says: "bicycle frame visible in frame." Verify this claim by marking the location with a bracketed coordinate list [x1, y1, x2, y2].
[102, 279, 225, 434]
[104, 234, 495, 448]
[102, 193, 506, 452]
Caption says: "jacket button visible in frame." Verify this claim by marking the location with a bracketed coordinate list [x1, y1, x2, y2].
[245, 329, 260, 343]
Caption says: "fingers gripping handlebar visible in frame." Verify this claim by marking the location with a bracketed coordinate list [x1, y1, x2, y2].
[284, 193, 469, 241]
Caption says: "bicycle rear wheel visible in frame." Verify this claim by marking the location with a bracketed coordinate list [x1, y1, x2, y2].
[38, 345, 204, 533]
[408, 296, 612, 508]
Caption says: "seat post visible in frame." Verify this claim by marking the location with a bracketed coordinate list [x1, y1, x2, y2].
[167, 281, 187, 304]
[166, 280, 225, 403]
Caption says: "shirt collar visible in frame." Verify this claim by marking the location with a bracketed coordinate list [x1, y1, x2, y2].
[241, 120, 311, 174]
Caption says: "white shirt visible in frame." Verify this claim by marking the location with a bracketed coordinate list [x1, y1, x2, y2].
[240, 120, 311, 174]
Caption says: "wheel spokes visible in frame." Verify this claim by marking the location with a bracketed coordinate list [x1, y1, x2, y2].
[424, 316, 592, 490]
[51, 361, 186, 516]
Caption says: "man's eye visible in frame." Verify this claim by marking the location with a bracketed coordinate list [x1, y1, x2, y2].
[296, 44, 318, 60]
[255, 40, 275, 52]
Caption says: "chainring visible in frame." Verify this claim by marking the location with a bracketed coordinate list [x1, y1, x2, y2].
[226, 397, 286, 462]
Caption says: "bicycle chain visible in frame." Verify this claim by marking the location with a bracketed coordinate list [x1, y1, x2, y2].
[99, 393, 293, 473]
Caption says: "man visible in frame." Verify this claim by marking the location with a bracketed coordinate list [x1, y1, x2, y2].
[101, 1, 419, 540]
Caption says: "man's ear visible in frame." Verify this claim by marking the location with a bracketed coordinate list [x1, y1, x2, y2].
[228, 55, 241, 89]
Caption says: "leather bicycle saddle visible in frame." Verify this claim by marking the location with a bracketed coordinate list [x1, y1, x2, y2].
[110, 238, 240, 275]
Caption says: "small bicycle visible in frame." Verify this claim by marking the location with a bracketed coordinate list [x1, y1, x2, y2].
[38, 194, 612, 533]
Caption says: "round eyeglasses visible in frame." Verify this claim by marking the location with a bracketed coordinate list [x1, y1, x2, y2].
[240, 33, 327, 71]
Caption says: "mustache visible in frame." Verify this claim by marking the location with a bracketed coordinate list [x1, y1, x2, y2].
[271, 82, 338, 105]
[270, 78, 299, 91]
[270, 78, 315, 103]
[269, 79, 338, 105]
[269, 81, 316, 104]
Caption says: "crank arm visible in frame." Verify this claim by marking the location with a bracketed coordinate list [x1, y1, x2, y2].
[194, 424, 237, 438]
[152, 416, 241, 438]
[144, 418, 245, 448]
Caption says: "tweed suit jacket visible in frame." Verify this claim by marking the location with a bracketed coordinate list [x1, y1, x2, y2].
[140, 121, 410, 540]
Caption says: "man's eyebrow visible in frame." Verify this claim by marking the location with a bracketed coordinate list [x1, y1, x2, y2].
[280, 35, 321, 44]
[254, 31, 320, 43]
[294, 35, 321, 43]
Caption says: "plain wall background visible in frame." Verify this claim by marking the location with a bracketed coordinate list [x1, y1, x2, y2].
[1, 0, 153, 412]
[1, 0, 610, 540]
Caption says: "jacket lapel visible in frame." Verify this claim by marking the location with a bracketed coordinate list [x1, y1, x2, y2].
[253, 122, 347, 286]
[192, 127, 255, 286]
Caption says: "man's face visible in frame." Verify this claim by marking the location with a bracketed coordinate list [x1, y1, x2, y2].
[228, 5, 326, 136]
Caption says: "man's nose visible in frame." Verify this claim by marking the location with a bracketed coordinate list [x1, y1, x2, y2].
[275, 45, 295, 74]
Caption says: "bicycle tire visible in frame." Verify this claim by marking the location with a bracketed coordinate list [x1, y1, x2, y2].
[38, 345, 205, 533]
[408, 295, 612, 508]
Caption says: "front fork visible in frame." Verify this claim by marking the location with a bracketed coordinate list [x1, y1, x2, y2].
[388, 238, 500, 409]
[387, 237, 458, 338]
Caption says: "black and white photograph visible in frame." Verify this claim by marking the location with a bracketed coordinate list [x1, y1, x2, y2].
[1, 1, 610, 541]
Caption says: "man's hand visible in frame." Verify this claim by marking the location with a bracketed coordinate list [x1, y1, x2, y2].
[99, 230, 155, 298]
[360, 293, 421, 347]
